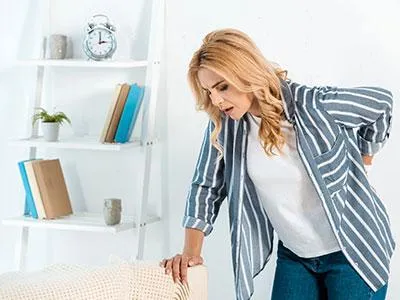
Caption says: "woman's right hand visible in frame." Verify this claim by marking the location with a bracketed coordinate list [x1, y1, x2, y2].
[159, 253, 204, 286]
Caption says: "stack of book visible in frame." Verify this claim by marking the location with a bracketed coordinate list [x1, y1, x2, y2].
[100, 83, 145, 143]
[18, 159, 73, 219]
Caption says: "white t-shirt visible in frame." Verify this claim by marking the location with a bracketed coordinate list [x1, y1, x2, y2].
[246, 113, 341, 258]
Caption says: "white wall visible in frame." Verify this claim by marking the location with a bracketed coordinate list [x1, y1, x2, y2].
[1, 0, 399, 299]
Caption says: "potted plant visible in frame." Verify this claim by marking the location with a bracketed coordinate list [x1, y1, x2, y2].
[32, 107, 71, 142]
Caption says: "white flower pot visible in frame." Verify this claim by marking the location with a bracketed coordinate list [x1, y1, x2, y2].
[42, 122, 60, 142]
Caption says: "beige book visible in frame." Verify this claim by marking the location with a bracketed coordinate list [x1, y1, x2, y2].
[105, 83, 131, 143]
[31, 159, 72, 219]
[24, 160, 46, 219]
[100, 84, 122, 142]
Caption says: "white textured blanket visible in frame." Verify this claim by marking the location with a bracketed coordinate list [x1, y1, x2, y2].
[0, 259, 207, 300]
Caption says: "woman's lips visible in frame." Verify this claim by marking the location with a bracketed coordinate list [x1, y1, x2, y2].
[224, 107, 234, 115]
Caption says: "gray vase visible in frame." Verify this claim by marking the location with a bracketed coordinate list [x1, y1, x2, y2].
[49, 34, 67, 59]
[103, 198, 122, 226]
[42, 122, 60, 142]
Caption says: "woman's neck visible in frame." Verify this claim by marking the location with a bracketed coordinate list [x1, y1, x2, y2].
[248, 99, 261, 117]
[248, 97, 286, 121]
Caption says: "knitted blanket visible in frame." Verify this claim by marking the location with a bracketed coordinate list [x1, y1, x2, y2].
[0, 258, 207, 300]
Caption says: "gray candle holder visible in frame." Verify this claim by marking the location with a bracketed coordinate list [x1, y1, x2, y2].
[103, 198, 122, 226]
[49, 34, 67, 59]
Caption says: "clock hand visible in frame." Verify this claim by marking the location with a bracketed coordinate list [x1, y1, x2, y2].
[98, 32, 101, 44]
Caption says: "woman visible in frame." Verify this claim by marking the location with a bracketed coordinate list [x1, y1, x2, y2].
[160, 28, 395, 300]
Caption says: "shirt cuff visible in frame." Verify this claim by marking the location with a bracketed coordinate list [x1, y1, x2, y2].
[182, 215, 213, 236]
[357, 133, 387, 156]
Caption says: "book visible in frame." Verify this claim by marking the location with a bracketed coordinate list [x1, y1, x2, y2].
[24, 160, 47, 219]
[100, 84, 122, 143]
[114, 84, 145, 143]
[31, 159, 72, 219]
[104, 83, 131, 143]
[17, 160, 38, 219]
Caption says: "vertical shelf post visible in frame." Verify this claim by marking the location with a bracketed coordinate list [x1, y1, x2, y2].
[135, 0, 166, 260]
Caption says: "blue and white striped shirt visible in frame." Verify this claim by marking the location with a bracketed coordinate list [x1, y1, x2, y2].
[182, 79, 395, 300]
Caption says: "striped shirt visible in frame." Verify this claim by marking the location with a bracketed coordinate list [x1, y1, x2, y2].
[182, 78, 395, 300]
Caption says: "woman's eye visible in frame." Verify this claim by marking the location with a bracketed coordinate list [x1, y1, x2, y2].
[219, 84, 228, 92]
[203, 89, 210, 96]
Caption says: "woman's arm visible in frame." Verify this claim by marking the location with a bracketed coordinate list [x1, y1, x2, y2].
[182, 120, 227, 236]
[183, 228, 204, 256]
[315, 85, 393, 156]
[163, 121, 226, 285]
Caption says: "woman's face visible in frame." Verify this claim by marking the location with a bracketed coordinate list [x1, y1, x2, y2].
[197, 68, 260, 120]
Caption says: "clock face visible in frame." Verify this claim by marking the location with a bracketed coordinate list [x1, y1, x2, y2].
[84, 28, 116, 59]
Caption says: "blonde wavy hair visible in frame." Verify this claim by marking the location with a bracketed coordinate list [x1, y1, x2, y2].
[187, 28, 289, 160]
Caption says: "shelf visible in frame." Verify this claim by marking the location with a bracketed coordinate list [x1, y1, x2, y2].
[16, 59, 149, 69]
[8, 136, 143, 151]
[2, 212, 161, 234]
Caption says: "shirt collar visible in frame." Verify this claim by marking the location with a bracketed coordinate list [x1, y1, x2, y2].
[280, 78, 295, 124]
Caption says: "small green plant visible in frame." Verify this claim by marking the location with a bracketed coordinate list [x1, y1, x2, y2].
[32, 107, 71, 126]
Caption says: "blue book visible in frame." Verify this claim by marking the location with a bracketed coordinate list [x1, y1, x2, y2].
[125, 85, 145, 142]
[18, 160, 38, 218]
[115, 83, 145, 143]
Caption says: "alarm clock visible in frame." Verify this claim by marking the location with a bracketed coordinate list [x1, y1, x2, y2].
[83, 14, 117, 61]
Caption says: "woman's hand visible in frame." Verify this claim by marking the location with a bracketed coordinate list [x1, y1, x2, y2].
[362, 155, 373, 165]
[159, 253, 204, 286]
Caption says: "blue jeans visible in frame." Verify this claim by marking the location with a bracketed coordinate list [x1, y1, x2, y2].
[271, 240, 388, 299]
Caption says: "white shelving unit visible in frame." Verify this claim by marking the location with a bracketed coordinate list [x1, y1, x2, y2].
[3, 213, 161, 234]
[2, 0, 168, 272]
[16, 59, 149, 68]
[8, 136, 147, 151]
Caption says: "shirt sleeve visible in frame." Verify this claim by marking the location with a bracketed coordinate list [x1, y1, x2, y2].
[316, 85, 393, 155]
[182, 120, 227, 236]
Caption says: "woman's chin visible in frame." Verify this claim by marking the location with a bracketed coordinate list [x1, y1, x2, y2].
[229, 112, 245, 121]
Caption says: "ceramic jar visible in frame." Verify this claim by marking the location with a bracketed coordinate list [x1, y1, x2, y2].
[103, 198, 122, 226]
